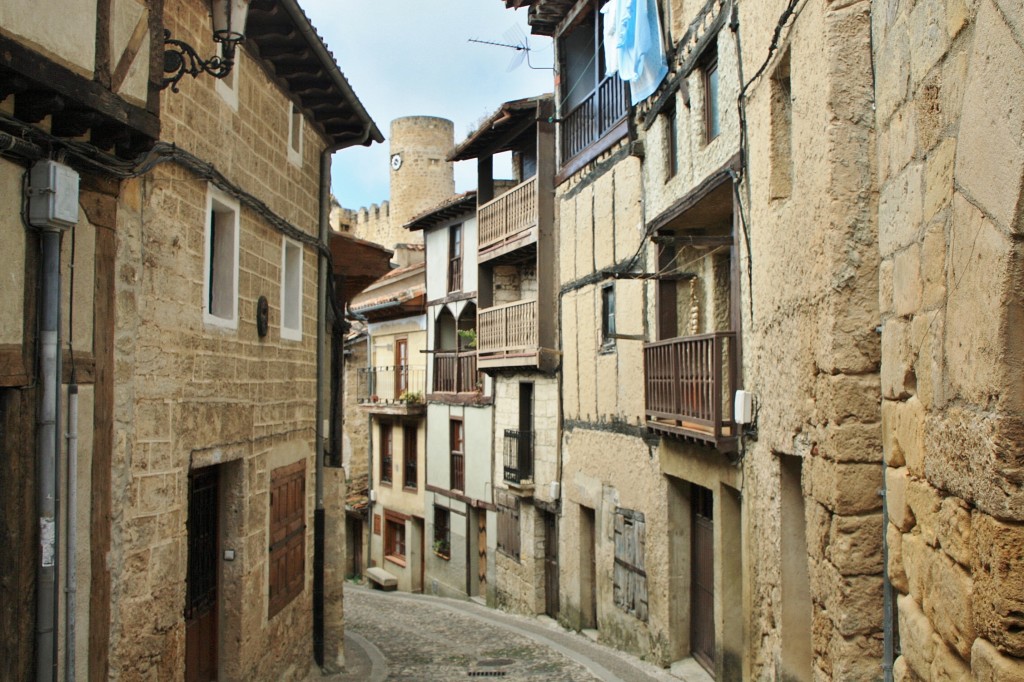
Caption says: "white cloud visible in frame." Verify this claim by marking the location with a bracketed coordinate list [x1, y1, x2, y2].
[300, 0, 553, 209]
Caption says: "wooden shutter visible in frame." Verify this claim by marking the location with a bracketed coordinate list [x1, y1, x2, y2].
[269, 460, 305, 618]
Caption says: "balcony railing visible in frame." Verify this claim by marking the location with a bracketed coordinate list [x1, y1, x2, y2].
[561, 74, 627, 163]
[643, 332, 737, 448]
[433, 351, 479, 394]
[478, 176, 538, 255]
[503, 429, 533, 486]
[356, 365, 426, 404]
[478, 299, 537, 359]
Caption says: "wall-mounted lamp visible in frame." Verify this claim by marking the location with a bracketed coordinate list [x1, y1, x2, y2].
[160, 0, 251, 92]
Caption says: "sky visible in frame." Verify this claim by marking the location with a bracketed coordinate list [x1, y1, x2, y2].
[300, 1, 555, 209]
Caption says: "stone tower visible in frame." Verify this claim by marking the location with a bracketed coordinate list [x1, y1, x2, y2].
[388, 116, 456, 237]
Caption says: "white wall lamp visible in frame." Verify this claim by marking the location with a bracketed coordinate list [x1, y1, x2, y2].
[161, 0, 250, 92]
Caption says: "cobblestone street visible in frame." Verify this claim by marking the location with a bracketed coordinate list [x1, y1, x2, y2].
[318, 585, 711, 682]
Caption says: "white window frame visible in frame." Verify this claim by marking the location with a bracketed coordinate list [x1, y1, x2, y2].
[287, 103, 304, 167]
[215, 44, 239, 110]
[203, 185, 240, 329]
[280, 236, 303, 340]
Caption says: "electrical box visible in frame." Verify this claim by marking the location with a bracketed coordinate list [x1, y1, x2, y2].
[734, 390, 754, 425]
[549, 481, 561, 500]
[29, 160, 79, 230]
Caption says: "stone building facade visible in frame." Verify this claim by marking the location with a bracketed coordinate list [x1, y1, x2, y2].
[0, 1, 380, 680]
[874, 0, 1024, 679]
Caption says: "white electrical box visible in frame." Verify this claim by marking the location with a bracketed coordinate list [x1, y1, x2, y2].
[29, 160, 79, 230]
[734, 390, 754, 425]
[549, 481, 561, 499]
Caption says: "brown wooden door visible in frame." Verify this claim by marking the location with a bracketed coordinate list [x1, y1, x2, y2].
[395, 337, 408, 397]
[186, 467, 219, 682]
[691, 485, 715, 675]
[544, 512, 559, 618]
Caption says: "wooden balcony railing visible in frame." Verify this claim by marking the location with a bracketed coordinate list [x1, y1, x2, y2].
[355, 365, 426, 404]
[433, 351, 479, 394]
[503, 429, 533, 486]
[478, 299, 537, 359]
[478, 176, 538, 254]
[643, 332, 737, 447]
[561, 74, 627, 163]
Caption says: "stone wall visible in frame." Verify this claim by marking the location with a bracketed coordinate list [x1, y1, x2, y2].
[874, 0, 1024, 678]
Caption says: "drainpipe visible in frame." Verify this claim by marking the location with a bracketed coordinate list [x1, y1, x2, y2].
[882, 459, 898, 680]
[35, 226, 63, 682]
[65, 384, 79, 681]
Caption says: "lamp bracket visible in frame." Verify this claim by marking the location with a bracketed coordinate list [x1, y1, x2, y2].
[160, 29, 238, 92]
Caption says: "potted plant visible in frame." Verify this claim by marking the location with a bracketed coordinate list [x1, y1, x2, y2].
[457, 328, 477, 349]
[398, 390, 424, 404]
[432, 538, 450, 559]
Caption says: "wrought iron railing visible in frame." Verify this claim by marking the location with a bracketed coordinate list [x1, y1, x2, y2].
[643, 332, 737, 442]
[560, 73, 627, 162]
[478, 177, 538, 253]
[355, 365, 426, 404]
[433, 351, 479, 394]
[503, 429, 533, 485]
[478, 299, 537, 358]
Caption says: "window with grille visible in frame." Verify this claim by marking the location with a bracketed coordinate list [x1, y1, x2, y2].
[601, 283, 616, 349]
[269, 460, 305, 618]
[403, 424, 417, 489]
[384, 510, 407, 564]
[433, 506, 451, 559]
[496, 492, 521, 561]
[613, 507, 648, 621]
[450, 419, 464, 491]
[380, 422, 393, 485]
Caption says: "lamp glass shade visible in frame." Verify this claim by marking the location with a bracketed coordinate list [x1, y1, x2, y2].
[211, 0, 250, 43]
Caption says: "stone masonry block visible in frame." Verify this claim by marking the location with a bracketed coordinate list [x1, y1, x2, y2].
[879, 162, 923, 258]
[909, 0, 951, 94]
[905, 477, 942, 547]
[896, 396, 926, 476]
[909, 310, 945, 411]
[893, 244, 923, 317]
[881, 318, 915, 400]
[972, 637, 1024, 682]
[920, 217, 947, 310]
[898, 594, 937, 680]
[815, 373, 882, 427]
[930, 637, 971, 681]
[882, 400, 906, 467]
[936, 495, 971, 567]
[888, 523, 909, 593]
[806, 457, 883, 515]
[828, 631, 885, 682]
[901, 532, 931, 606]
[886, 466, 915, 532]
[973, 512, 1024, 657]
[827, 511, 884, 576]
[822, 421, 882, 464]
[923, 137, 956, 222]
[880, 257, 895, 317]
[875, 14, 911, 123]
[926, 552, 975, 659]
[955, 0, 1024, 232]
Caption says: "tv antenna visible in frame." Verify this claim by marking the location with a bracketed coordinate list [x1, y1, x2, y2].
[469, 25, 552, 71]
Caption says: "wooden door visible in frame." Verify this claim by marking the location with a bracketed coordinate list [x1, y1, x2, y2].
[691, 485, 715, 675]
[544, 512, 559, 618]
[186, 467, 219, 682]
[394, 337, 408, 397]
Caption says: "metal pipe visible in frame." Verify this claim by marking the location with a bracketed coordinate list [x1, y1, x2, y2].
[65, 384, 79, 681]
[882, 459, 898, 680]
[36, 228, 62, 682]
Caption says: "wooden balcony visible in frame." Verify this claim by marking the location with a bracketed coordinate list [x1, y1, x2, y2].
[355, 366, 426, 416]
[561, 74, 627, 166]
[477, 299, 545, 370]
[478, 177, 538, 263]
[643, 332, 738, 451]
[502, 429, 534, 494]
[432, 351, 480, 394]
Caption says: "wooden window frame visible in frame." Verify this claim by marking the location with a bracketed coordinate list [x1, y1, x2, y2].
[433, 506, 451, 560]
[702, 51, 720, 144]
[664, 100, 678, 180]
[497, 497, 521, 561]
[380, 422, 393, 486]
[448, 224, 463, 293]
[449, 418, 464, 492]
[268, 460, 306, 618]
[403, 424, 418, 490]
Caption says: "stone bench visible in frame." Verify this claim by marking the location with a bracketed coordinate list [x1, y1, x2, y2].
[365, 566, 398, 591]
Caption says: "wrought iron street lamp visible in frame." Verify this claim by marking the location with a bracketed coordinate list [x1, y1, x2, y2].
[161, 0, 251, 92]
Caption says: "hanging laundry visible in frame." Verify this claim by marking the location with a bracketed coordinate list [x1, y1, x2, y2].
[602, 0, 669, 105]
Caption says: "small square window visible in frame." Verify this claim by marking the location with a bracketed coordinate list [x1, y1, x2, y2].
[384, 511, 406, 563]
[204, 186, 240, 329]
[601, 283, 616, 349]
[280, 237, 303, 340]
[287, 103, 303, 166]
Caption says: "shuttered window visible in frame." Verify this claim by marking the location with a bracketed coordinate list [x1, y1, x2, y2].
[269, 460, 305, 618]
[496, 492, 521, 561]
[613, 507, 648, 621]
